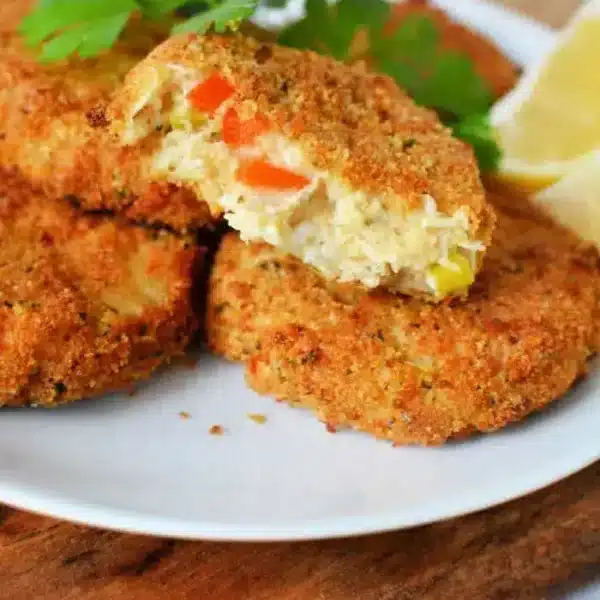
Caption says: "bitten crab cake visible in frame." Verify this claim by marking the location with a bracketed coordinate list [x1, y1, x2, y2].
[107, 33, 494, 299]
[206, 189, 600, 446]
[0, 172, 201, 407]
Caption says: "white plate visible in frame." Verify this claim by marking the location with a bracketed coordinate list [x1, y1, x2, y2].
[1, 1, 598, 542]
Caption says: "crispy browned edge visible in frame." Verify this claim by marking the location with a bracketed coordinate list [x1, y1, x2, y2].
[387, 0, 520, 99]
[109, 32, 493, 246]
[0, 170, 203, 407]
[0, 0, 214, 231]
[205, 188, 600, 445]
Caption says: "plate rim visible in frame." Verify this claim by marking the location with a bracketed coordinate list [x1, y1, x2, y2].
[3, 1, 594, 543]
[0, 439, 597, 541]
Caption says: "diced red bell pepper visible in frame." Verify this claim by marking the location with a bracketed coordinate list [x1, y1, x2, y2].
[222, 107, 270, 147]
[237, 159, 311, 190]
[188, 74, 235, 114]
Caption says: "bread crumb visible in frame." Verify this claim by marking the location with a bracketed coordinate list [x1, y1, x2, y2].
[179, 411, 191, 420]
[248, 413, 267, 424]
[209, 424, 225, 435]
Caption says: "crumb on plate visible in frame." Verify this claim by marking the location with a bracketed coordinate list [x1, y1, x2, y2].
[248, 413, 267, 424]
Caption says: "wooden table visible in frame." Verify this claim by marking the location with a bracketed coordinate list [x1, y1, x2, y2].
[501, 0, 580, 28]
[2, 1, 597, 599]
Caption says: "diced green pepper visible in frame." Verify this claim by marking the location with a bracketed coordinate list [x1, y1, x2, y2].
[428, 250, 474, 297]
[168, 109, 207, 130]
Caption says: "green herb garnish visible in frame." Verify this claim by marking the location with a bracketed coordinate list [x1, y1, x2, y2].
[171, 1, 257, 34]
[20, 0, 258, 62]
[279, 0, 390, 61]
[450, 113, 501, 173]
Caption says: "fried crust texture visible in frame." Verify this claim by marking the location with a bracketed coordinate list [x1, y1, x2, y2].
[207, 191, 599, 445]
[0, 171, 201, 407]
[0, 0, 214, 231]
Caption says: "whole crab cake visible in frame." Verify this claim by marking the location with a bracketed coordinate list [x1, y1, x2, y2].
[107, 33, 494, 299]
[0, 0, 214, 231]
[0, 172, 201, 408]
[206, 189, 600, 446]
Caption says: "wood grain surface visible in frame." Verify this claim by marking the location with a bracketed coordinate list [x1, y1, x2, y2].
[497, 0, 583, 27]
[1, 1, 596, 599]
[501, 0, 582, 28]
[0, 462, 598, 600]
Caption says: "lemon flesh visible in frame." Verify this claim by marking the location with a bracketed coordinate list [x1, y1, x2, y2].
[492, 7, 600, 186]
[534, 152, 600, 247]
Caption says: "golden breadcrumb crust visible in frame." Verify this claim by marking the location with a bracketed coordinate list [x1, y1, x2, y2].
[206, 190, 600, 445]
[0, 171, 201, 407]
[386, 0, 520, 99]
[110, 33, 493, 242]
[0, 0, 213, 231]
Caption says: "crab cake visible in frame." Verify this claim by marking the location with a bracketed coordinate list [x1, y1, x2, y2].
[206, 190, 600, 446]
[0, 172, 201, 408]
[107, 33, 493, 299]
[0, 0, 214, 231]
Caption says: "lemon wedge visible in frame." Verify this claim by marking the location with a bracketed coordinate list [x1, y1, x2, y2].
[533, 151, 600, 246]
[490, 0, 600, 189]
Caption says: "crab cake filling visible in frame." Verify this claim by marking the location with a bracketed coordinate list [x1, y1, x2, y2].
[121, 67, 483, 297]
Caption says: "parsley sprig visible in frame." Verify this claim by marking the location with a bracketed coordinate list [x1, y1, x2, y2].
[19, 0, 500, 170]
[20, 0, 258, 62]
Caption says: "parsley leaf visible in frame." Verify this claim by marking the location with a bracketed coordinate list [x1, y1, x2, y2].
[450, 113, 501, 173]
[20, 0, 258, 61]
[279, 0, 388, 61]
[263, 0, 287, 7]
[20, 0, 137, 53]
[173, 0, 257, 34]
[277, 0, 329, 54]
[373, 16, 491, 119]
[137, 0, 191, 19]
[38, 13, 132, 62]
